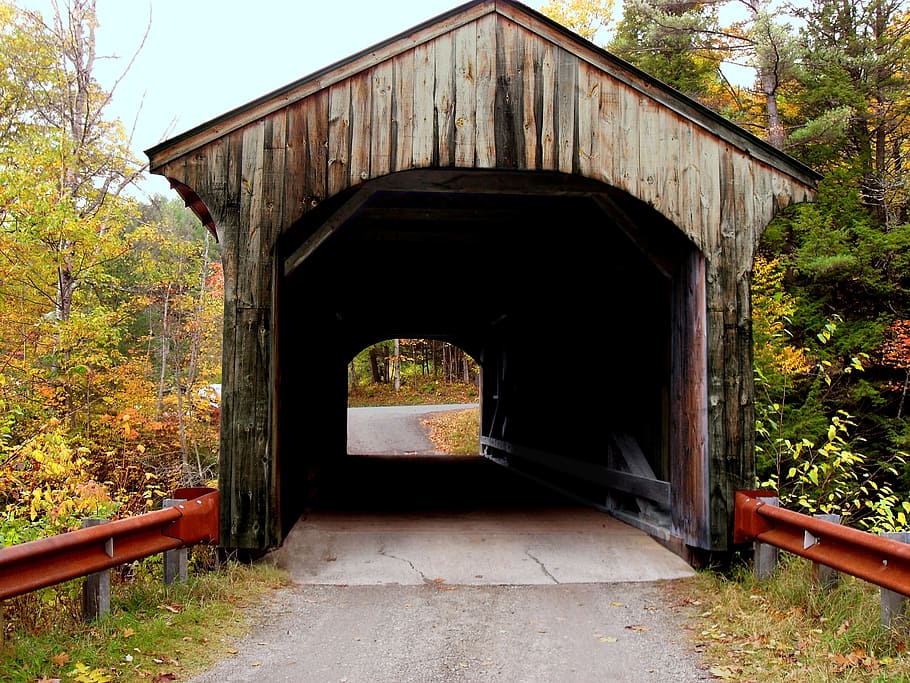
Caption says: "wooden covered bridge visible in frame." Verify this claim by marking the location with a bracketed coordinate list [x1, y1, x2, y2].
[145, 0, 820, 561]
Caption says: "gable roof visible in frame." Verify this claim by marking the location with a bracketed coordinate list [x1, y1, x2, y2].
[146, 0, 819, 187]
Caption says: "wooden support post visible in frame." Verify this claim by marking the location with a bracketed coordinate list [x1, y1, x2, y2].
[811, 513, 841, 590]
[753, 496, 779, 580]
[881, 532, 910, 628]
[81, 518, 111, 621]
[163, 498, 188, 585]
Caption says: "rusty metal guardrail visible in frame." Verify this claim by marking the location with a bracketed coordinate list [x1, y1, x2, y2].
[0, 487, 219, 601]
[734, 489, 910, 598]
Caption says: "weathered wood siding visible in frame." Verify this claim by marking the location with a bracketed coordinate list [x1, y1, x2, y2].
[157, 12, 813, 250]
[149, 2, 817, 552]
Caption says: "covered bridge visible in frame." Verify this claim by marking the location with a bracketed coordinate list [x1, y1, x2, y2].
[145, 0, 820, 561]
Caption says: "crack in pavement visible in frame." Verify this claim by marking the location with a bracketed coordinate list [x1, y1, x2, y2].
[525, 551, 560, 584]
[378, 547, 429, 582]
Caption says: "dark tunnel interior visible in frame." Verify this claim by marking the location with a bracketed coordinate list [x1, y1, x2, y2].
[274, 170, 697, 534]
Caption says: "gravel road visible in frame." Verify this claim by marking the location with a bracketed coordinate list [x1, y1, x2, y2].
[186, 406, 714, 682]
[186, 579, 712, 683]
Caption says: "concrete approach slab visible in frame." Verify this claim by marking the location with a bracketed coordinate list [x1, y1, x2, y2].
[269, 506, 694, 586]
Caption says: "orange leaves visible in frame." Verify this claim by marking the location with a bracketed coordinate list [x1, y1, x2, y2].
[880, 319, 910, 370]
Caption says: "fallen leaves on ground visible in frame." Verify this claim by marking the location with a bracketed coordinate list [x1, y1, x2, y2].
[157, 603, 184, 614]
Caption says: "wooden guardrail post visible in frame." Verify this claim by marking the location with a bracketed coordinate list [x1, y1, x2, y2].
[812, 513, 841, 590]
[753, 496, 779, 580]
[881, 532, 910, 628]
[163, 498, 188, 585]
[80, 518, 111, 621]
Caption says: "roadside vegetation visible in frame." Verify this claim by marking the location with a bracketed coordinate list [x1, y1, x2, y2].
[0, 555, 291, 683]
[688, 557, 910, 682]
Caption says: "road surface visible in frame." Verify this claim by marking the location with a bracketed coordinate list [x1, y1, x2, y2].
[187, 406, 711, 682]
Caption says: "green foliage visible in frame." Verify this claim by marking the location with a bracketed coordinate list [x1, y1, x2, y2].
[757, 408, 909, 532]
[608, 0, 722, 102]
[753, 298, 910, 532]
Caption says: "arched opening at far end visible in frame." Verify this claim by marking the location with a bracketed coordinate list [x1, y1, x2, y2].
[346, 338, 481, 457]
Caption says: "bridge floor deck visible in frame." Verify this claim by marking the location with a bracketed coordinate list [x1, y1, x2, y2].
[271, 455, 693, 585]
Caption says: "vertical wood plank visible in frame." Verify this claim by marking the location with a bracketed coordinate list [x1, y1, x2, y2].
[284, 102, 307, 226]
[474, 13, 497, 168]
[454, 23, 477, 167]
[328, 80, 351, 196]
[676, 118, 699, 246]
[670, 249, 709, 548]
[495, 17, 524, 168]
[555, 47, 577, 174]
[659, 111, 682, 226]
[539, 41, 557, 170]
[413, 42, 436, 167]
[350, 72, 372, 184]
[371, 61, 393, 177]
[576, 61, 599, 180]
[239, 121, 266, 308]
[392, 51, 416, 173]
[637, 96, 661, 209]
[595, 73, 619, 187]
[708, 143, 738, 549]
[616, 87, 639, 196]
[521, 29, 540, 169]
[263, 112, 287, 243]
[305, 89, 329, 209]
[434, 32, 456, 166]
[732, 153, 757, 539]
[698, 132, 721, 253]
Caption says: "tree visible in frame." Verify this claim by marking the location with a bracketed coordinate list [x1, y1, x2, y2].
[790, 0, 910, 224]
[0, 0, 145, 433]
[539, 0, 616, 40]
[608, 0, 725, 103]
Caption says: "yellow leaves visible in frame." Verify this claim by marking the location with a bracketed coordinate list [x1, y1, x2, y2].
[708, 665, 740, 679]
[539, 0, 615, 40]
[752, 255, 811, 378]
[67, 662, 112, 683]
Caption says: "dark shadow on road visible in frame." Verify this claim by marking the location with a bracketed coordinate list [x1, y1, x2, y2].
[308, 454, 576, 515]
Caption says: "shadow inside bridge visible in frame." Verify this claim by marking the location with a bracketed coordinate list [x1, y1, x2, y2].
[271, 455, 694, 586]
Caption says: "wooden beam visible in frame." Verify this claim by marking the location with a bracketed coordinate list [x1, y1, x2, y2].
[480, 436, 670, 507]
[283, 185, 374, 276]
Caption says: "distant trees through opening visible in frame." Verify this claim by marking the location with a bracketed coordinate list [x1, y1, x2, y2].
[347, 339, 481, 457]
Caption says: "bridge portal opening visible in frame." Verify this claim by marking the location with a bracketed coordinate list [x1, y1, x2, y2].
[277, 170, 700, 541]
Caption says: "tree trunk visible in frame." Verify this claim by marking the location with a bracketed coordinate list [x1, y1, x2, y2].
[393, 338, 401, 392]
[156, 286, 171, 418]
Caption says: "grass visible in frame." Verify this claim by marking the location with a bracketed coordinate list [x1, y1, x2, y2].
[0, 554, 292, 683]
[348, 378, 479, 407]
[683, 554, 910, 681]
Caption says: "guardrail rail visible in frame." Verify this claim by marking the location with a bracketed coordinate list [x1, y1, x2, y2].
[0, 487, 219, 601]
[734, 489, 910, 599]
